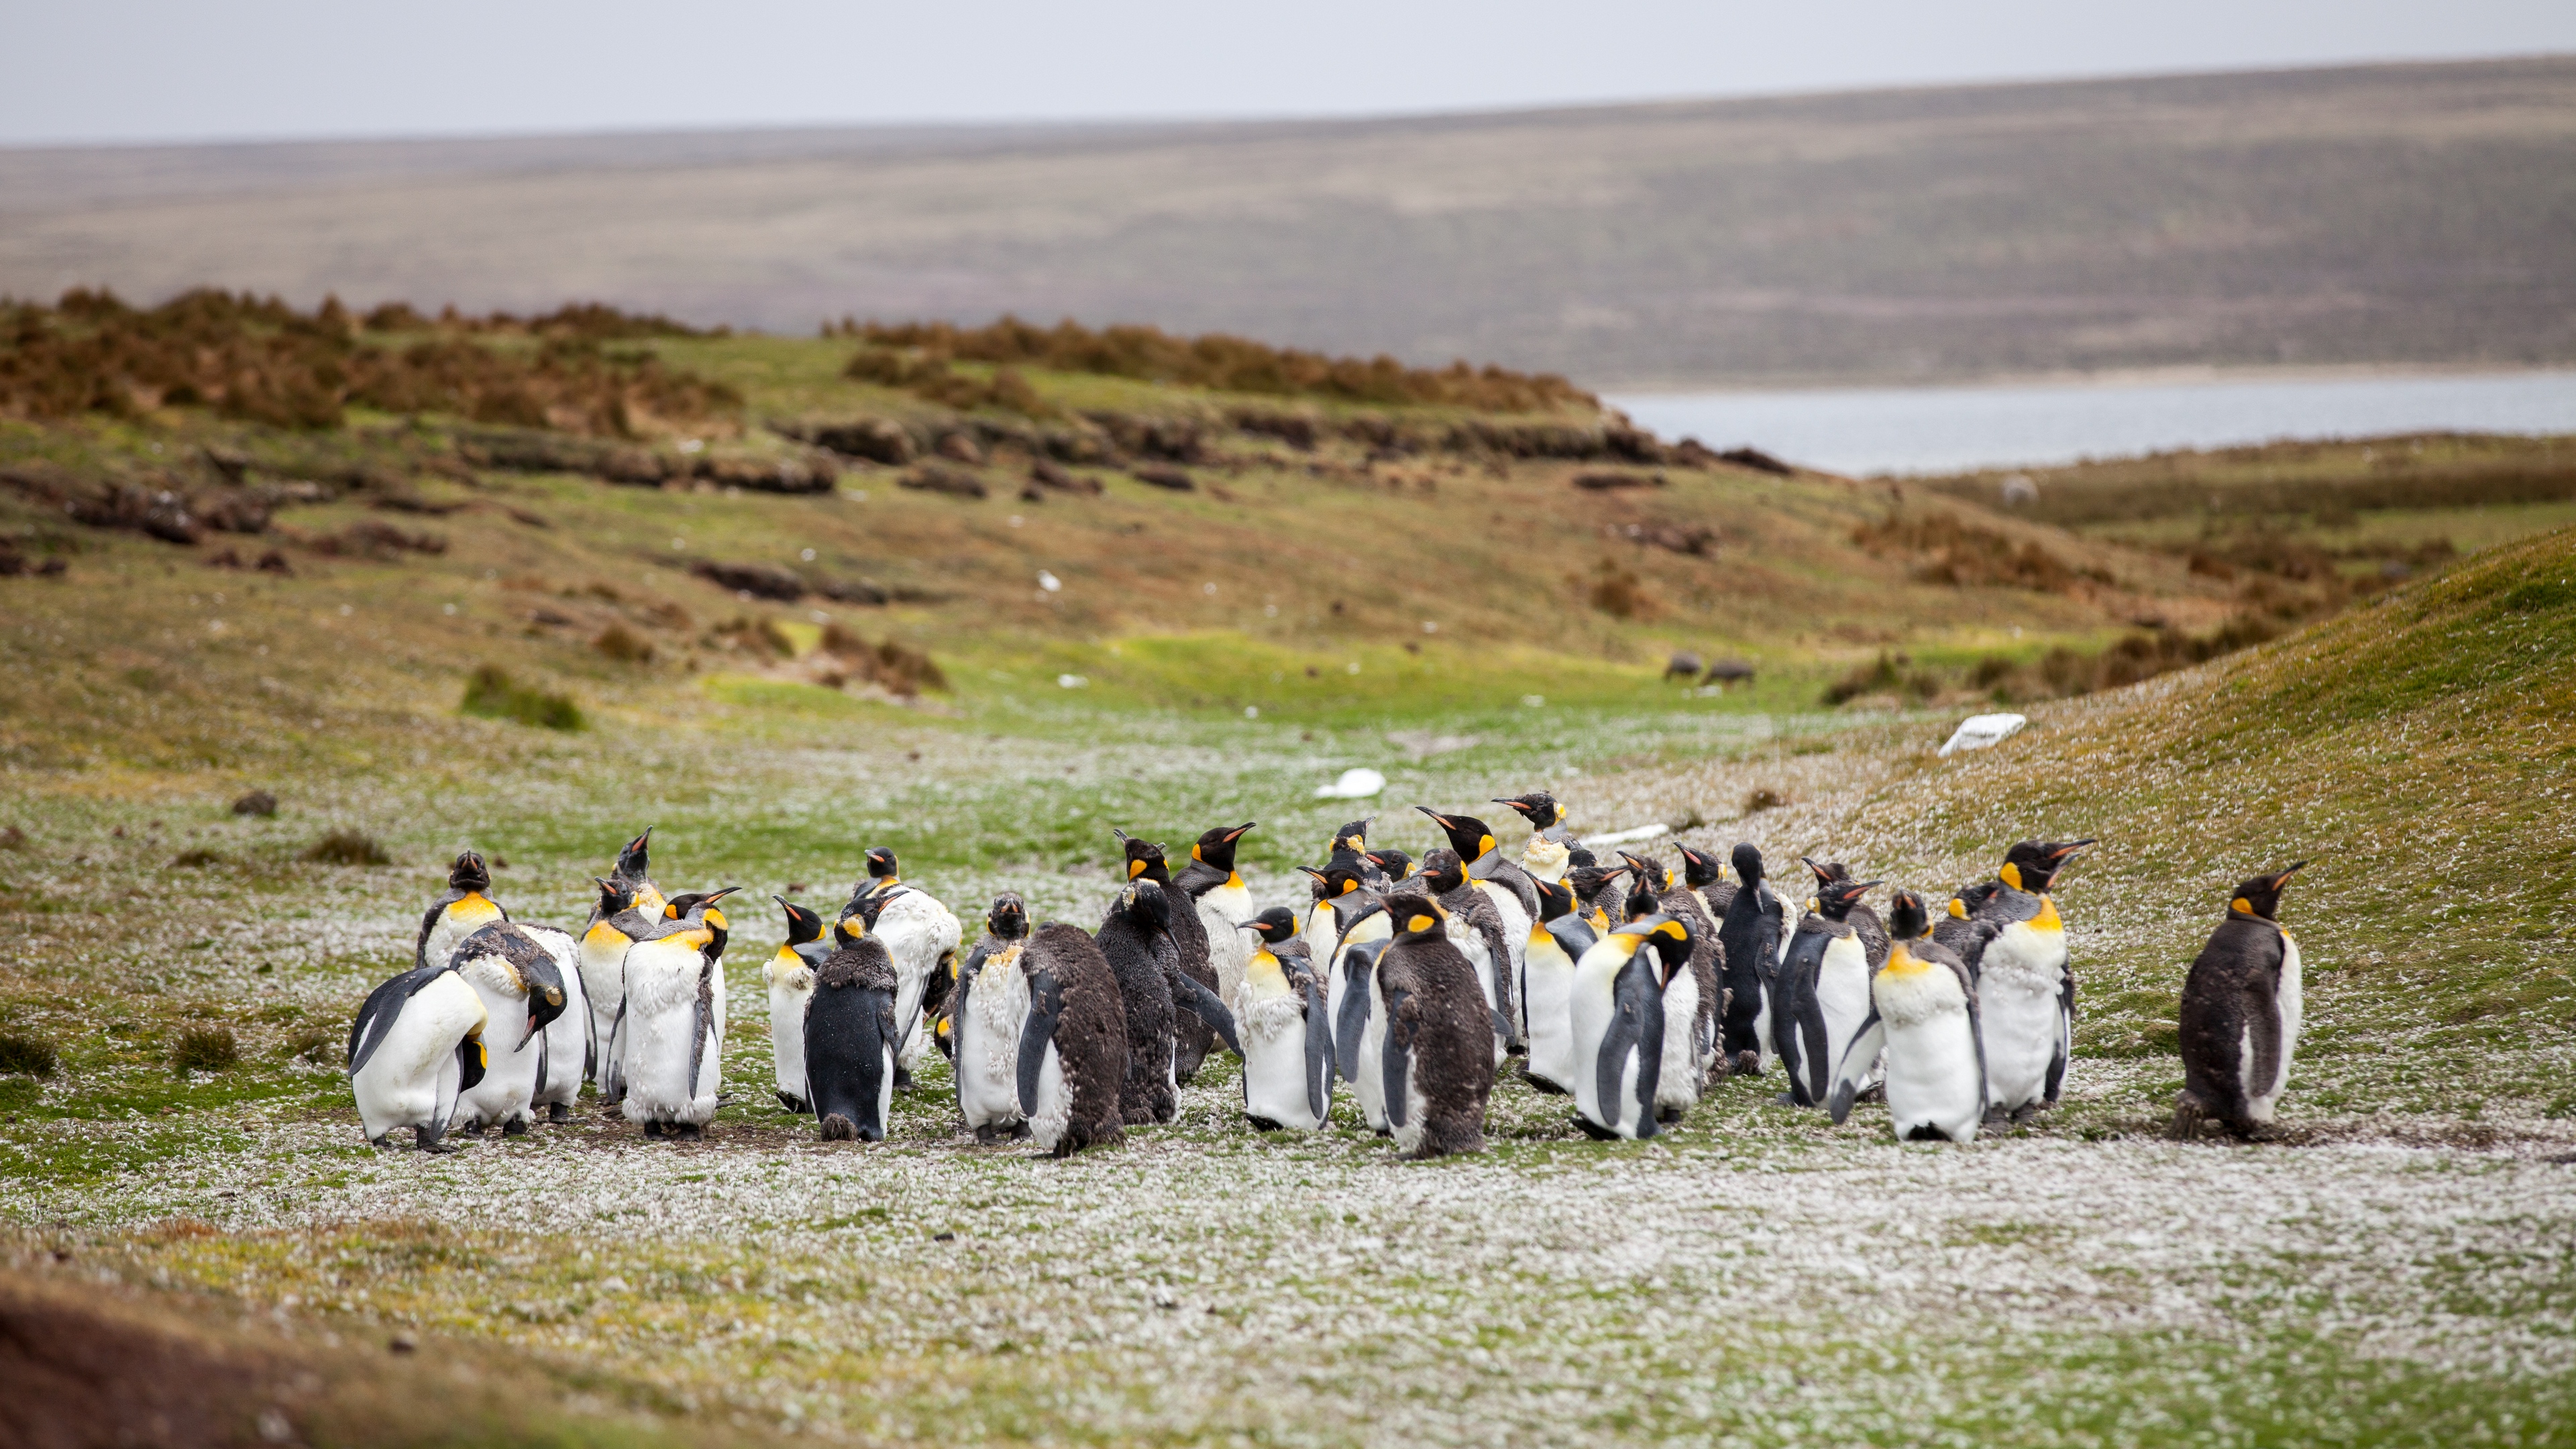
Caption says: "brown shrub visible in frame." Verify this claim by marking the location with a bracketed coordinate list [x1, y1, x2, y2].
[594, 624, 653, 663]
[689, 560, 805, 600]
[300, 830, 391, 865]
[1851, 511, 2107, 594]
[1584, 559, 1656, 619]
[819, 625, 947, 695]
[172, 1026, 239, 1073]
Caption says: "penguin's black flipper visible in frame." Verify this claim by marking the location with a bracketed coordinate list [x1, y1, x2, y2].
[603, 999, 629, 1106]
[1168, 967, 1241, 1055]
[1304, 984, 1335, 1124]
[1016, 966, 1067, 1116]
[346, 963, 445, 1077]
[1827, 1011, 1885, 1126]
[456, 1032, 489, 1093]
[686, 962, 714, 1104]
[1332, 946, 1376, 1083]
[1948, 959, 1991, 1119]
[1619, 959, 1664, 1138]
[1379, 985, 1414, 1130]
[1595, 965, 1649, 1134]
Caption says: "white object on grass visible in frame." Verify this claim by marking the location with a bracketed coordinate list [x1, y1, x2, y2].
[1939, 712, 2027, 757]
[1057, 674, 1088, 689]
[1580, 823, 1668, 848]
[1315, 767, 1385, 800]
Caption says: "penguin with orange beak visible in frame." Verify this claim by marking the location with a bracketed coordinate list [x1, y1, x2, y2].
[1951, 839, 2092, 1124]
[2172, 863, 2307, 1140]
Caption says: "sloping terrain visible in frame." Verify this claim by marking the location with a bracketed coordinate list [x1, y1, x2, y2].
[5, 58, 2574, 385]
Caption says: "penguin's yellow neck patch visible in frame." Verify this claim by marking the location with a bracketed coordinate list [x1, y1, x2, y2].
[584, 921, 626, 947]
[2029, 897, 2062, 932]
[1226, 871, 1245, 891]
[1882, 943, 1932, 977]
[452, 894, 501, 922]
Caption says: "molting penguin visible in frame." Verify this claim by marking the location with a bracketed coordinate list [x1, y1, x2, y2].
[953, 894, 1035, 1142]
[445, 922, 572, 1135]
[1568, 914, 1693, 1140]
[765, 899, 830, 1113]
[1772, 875, 1884, 1110]
[1119, 830, 1223, 1082]
[608, 828, 665, 916]
[1803, 858, 1890, 970]
[1829, 892, 1987, 1142]
[1419, 849, 1515, 1063]
[347, 959, 489, 1152]
[836, 848, 963, 1088]
[579, 877, 653, 1108]
[1095, 878, 1238, 1126]
[1495, 792, 1576, 885]
[1954, 839, 2092, 1122]
[1304, 862, 1390, 1014]
[1418, 808, 1536, 1049]
[806, 910, 899, 1142]
[415, 851, 506, 973]
[1014, 922, 1132, 1157]
[1373, 890, 1499, 1160]
[1518, 879, 1590, 1095]
[1715, 843, 1787, 1077]
[2171, 863, 2308, 1140]
[1173, 822, 1258, 1011]
[618, 892, 737, 1139]
[1678, 843, 1737, 924]
[1626, 851, 1723, 1114]
[1235, 907, 1335, 1131]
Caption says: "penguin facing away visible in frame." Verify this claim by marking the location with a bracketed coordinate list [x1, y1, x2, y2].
[1518, 879, 1591, 1096]
[1014, 922, 1132, 1157]
[415, 851, 507, 973]
[1772, 875, 1884, 1110]
[1235, 907, 1335, 1131]
[1953, 839, 2092, 1122]
[766, 898, 830, 1114]
[1716, 843, 1787, 1077]
[806, 913, 900, 1142]
[1173, 822, 1259, 1012]
[954, 894, 1036, 1142]
[1569, 914, 1692, 1140]
[1120, 830, 1223, 1083]
[445, 921, 572, 1135]
[1829, 892, 1988, 1143]
[1373, 890, 1498, 1160]
[347, 961, 489, 1151]
[2172, 863, 2308, 1140]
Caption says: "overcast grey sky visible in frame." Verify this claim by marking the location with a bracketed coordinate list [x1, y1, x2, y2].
[5, 1, 2573, 147]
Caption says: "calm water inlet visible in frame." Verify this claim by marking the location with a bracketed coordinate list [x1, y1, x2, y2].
[1609, 371, 2576, 477]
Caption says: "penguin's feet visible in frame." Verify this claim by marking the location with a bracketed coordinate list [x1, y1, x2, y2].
[502, 1118, 529, 1137]
[775, 1092, 809, 1114]
[1854, 1083, 1887, 1104]
[1518, 1069, 1568, 1096]
[1656, 1106, 1687, 1124]
[547, 1104, 572, 1124]
[1731, 1051, 1763, 1078]
[893, 1066, 916, 1091]
[2008, 1103, 2047, 1126]
[413, 1126, 459, 1154]
[642, 1120, 665, 1138]
[1572, 1116, 1620, 1142]
[1246, 1116, 1284, 1133]
[669, 1122, 704, 1142]
[1774, 1092, 1801, 1108]
[973, 1122, 1030, 1144]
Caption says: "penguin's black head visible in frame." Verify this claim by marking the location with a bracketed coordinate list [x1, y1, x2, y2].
[1945, 879, 2002, 922]
[1730, 842, 1764, 887]
[1121, 877, 1172, 933]
[1330, 818, 1372, 856]
[1618, 851, 1673, 894]
[1677, 843, 1722, 890]
[1815, 876, 1879, 922]
[1492, 792, 1562, 829]
[1114, 829, 1171, 884]
[1566, 863, 1630, 910]
[2229, 862, 2305, 922]
[2000, 839, 2092, 894]
[674, 886, 741, 955]
[1566, 846, 1598, 870]
[1384, 888, 1446, 940]
[776, 897, 825, 946]
[594, 876, 637, 918]
[517, 947, 568, 1044]
[614, 828, 652, 883]
[1887, 891, 1933, 941]
[831, 911, 869, 949]
[1306, 863, 1367, 901]
[1364, 848, 1413, 883]
[1416, 807, 1500, 863]
[987, 893, 1030, 941]
[1621, 914, 1693, 983]
[1532, 878, 1574, 923]
[1802, 856, 1855, 887]
[1417, 848, 1468, 896]
[863, 846, 900, 883]
[1242, 906, 1300, 945]
[447, 850, 491, 894]
[1190, 822, 1256, 871]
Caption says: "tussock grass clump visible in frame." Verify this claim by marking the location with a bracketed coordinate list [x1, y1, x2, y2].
[818, 625, 947, 695]
[460, 665, 584, 731]
[300, 830, 391, 867]
[172, 1026, 239, 1073]
[593, 624, 654, 663]
[1852, 511, 2110, 594]
[280, 1025, 341, 1067]
[230, 790, 277, 817]
[833, 313, 1595, 413]
[0, 1033, 58, 1077]
[169, 848, 224, 868]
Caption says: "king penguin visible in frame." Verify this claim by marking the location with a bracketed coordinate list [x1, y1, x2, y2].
[445, 922, 571, 1136]
[806, 910, 899, 1142]
[1567, 862, 1633, 933]
[1803, 858, 1890, 969]
[1304, 861, 1390, 1015]
[1829, 892, 1987, 1143]
[2172, 863, 2308, 1140]
[1715, 843, 1787, 1077]
[1518, 878, 1591, 1095]
[1772, 875, 1884, 1110]
[1373, 889, 1499, 1160]
[1119, 830, 1223, 1083]
[1418, 849, 1515, 1063]
[1095, 877, 1238, 1126]
[1953, 839, 2093, 1123]
[1173, 822, 1259, 1012]
[579, 877, 653, 1109]
[347, 957, 488, 1152]
[1568, 913, 1693, 1140]
[1678, 843, 1737, 924]
[1014, 922, 1132, 1157]
[619, 892, 736, 1139]
[517, 920, 590, 1124]
[1625, 851, 1723, 1112]
[953, 894, 1035, 1142]
[1417, 808, 1536, 1050]
[836, 849, 963, 1089]
[608, 828, 665, 916]
[415, 851, 507, 973]
[1235, 907, 1335, 1131]
[765, 899, 830, 1113]
[1494, 792, 1578, 885]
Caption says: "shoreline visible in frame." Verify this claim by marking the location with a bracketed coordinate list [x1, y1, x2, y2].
[1600, 362, 2576, 399]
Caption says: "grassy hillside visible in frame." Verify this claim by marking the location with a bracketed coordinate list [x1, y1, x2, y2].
[1, 307, 2570, 1447]
[4, 58, 2573, 385]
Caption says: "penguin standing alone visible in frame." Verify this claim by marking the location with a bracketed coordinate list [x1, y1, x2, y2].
[1173, 822, 1258, 1011]
[1568, 914, 1694, 1139]
[1951, 839, 2092, 1123]
[2171, 864, 2308, 1140]
[347, 960, 488, 1152]
[765, 899, 830, 1113]
[953, 894, 1035, 1142]
[1014, 922, 1133, 1157]
[805, 912, 900, 1142]
[1234, 907, 1336, 1131]
[1715, 843, 1787, 1077]
[1373, 890, 1498, 1160]
[445, 922, 572, 1136]
[1829, 892, 1988, 1143]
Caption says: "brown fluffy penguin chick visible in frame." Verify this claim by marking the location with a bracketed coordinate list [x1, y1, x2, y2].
[1017, 922, 1132, 1157]
[1095, 877, 1183, 1125]
[1375, 889, 1497, 1161]
[1117, 830, 1221, 1083]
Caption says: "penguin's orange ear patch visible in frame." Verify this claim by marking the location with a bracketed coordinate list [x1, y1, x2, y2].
[2000, 862, 2023, 890]
[1654, 920, 1688, 941]
[1947, 898, 1968, 920]
[1338, 879, 1358, 896]
[2232, 898, 2254, 914]
[1477, 834, 1497, 857]
[1128, 860, 1147, 879]
[1406, 914, 1436, 934]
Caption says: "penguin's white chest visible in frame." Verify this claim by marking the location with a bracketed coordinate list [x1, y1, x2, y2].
[1873, 966, 1982, 1142]
[1199, 881, 1255, 1007]
[958, 958, 1031, 1130]
[450, 957, 541, 1128]
[766, 957, 816, 1103]
[1977, 917, 2068, 1112]
[1653, 966, 1701, 1112]
[1816, 933, 1876, 1076]
[1565, 951, 1627, 1130]
[2245, 932, 2302, 1121]
[1238, 974, 1317, 1129]
[423, 896, 505, 971]
[621, 944, 718, 1125]
[1521, 940, 1579, 1091]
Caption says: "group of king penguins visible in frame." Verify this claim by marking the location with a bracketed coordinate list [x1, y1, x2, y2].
[347, 796, 2314, 1157]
